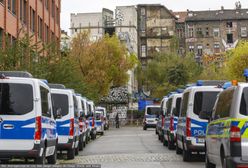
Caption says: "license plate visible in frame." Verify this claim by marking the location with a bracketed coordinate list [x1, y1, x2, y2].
[197, 138, 205, 143]
[147, 120, 153, 123]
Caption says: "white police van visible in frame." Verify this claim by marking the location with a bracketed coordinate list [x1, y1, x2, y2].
[143, 105, 161, 130]
[95, 110, 104, 135]
[0, 72, 57, 164]
[50, 85, 79, 160]
[76, 94, 87, 151]
[164, 91, 182, 150]
[87, 100, 97, 140]
[96, 106, 109, 130]
[81, 97, 91, 143]
[176, 80, 223, 161]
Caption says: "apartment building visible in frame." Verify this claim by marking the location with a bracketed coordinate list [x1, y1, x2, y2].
[0, 0, 61, 48]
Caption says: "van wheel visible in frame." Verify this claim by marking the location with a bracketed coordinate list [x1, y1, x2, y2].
[75, 145, 79, 156]
[47, 146, 57, 164]
[79, 136, 83, 151]
[221, 149, 228, 168]
[35, 148, 46, 164]
[143, 126, 147, 130]
[183, 143, 191, 162]
[168, 139, 175, 150]
[163, 138, 168, 146]
[67, 148, 75, 160]
[101, 132, 104, 135]
[0, 160, 9, 164]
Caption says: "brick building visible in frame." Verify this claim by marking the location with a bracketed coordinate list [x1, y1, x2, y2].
[0, 0, 61, 48]
[184, 6, 248, 65]
[137, 4, 176, 66]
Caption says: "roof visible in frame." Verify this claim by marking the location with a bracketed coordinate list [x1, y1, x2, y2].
[173, 11, 188, 23]
[186, 9, 248, 22]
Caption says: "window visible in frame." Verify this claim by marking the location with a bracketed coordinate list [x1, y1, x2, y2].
[51, 0, 55, 18]
[197, 45, 203, 56]
[8, 0, 11, 10]
[240, 87, 248, 116]
[189, 45, 194, 52]
[73, 95, 78, 118]
[241, 27, 247, 37]
[188, 26, 194, 38]
[227, 33, 233, 43]
[213, 28, 220, 37]
[173, 97, 182, 117]
[0, 83, 33, 115]
[214, 89, 234, 119]
[226, 21, 233, 28]
[0, 0, 4, 5]
[23, 0, 27, 23]
[0, 28, 3, 48]
[214, 42, 220, 53]
[181, 92, 190, 117]
[146, 107, 160, 116]
[52, 94, 69, 117]
[30, 7, 35, 32]
[166, 98, 173, 116]
[11, 0, 16, 15]
[196, 27, 203, 37]
[38, 16, 43, 40]
[81, 100, 85, 114]
[141, 45, 146, 57]
[40, 86, 51, 117]
[45, 0, 48, 10]
[141, 8, 145, 16]
[56, 7, 59, 24]
[193, 91, 220, 116]
[205, 27, 209, 37]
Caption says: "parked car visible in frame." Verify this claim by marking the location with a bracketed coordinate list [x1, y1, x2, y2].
[204, 77, 248, 168]
[143, 105, 161, 130]
[0, 72, 57, 164]
[176, 80, 223, 161]
[164, 91, 182, 150]
[50, 85, 80, 160]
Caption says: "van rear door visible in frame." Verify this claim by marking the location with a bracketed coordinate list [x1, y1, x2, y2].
[0, 81, 36, 151]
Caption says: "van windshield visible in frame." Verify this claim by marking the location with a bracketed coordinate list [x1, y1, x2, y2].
[0, 83, 33, 115]
[51, 93, 69, 117]
[174, 97, 182, 117]
[193, 91, 220, 116]
[240, 87, 248, 116]
[147, 107, 160, 116]
[95, 112, 102, 120]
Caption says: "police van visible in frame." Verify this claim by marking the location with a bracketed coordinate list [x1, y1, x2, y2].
[0, 72, 57, 164]
[143, 105, 161, 130]
[156, 97, 168, 142]
[95, 109, 105, 135]
[204, 75, 248, 168]
[87, 100, 97, 140]
[96, 106, 109, 130]
[164, 91, 182, 150]
[81, 97, 91, 143]
[50, 85, 79, 160]
[176, 80, 223, 161]
[76, 94, 87, 151]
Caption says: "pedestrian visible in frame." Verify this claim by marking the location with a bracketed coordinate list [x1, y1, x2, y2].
[115, 113, 119, 128]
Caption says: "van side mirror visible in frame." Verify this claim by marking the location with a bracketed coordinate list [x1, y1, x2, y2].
[199, 111, 212, 120]
[56, 108, 62, 119]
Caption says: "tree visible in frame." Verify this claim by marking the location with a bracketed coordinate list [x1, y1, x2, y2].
[70, 32, 137, 101]
[226, 41, 248, 81]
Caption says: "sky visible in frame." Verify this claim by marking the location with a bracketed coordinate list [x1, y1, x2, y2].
[61, 0, 248, 35]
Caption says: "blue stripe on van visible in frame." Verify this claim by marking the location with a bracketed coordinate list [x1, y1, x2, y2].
[190, 119, 208, 137]
[56, 120, 70, 136]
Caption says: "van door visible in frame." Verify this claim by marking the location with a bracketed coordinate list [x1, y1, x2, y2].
[0, 81, 36, 151]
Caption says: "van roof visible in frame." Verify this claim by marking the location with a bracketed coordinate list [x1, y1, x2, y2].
[0, 71, 33, 78]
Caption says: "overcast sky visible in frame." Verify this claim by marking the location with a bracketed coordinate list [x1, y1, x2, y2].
[61, 0, 248, 34]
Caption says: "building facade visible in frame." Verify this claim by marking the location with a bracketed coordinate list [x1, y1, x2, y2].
[184, 7, 248, 65]
[137, 4, 176, 66]
[0, 0, 61, 48]
[70, 8, 114, 40]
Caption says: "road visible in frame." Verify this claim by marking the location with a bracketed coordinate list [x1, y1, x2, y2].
[59, 126, 205, 168]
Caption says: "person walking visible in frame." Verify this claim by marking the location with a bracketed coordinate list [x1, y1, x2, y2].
[115, 113, 119, 128]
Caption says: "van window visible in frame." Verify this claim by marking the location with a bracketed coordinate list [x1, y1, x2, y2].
[0, 83, 33, 115]
[73, 95, 78, 118]
[240, 87, 248, 116]
[81, 100, 85, 114]
[166, 98, 173, 116]
[214, 89, 234, 119]
[181, 92, 190, 117]
[51, 93, 69, 117]
[95, 112, 101, 120]
[147, 107, 160, 115]
[173, 97, 182, 117]
[40, 86, 51, 117]
[194, 91, 220, 116]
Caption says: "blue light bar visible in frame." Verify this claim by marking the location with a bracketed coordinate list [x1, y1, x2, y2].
[197, 80, 204, 86]
[176, 89, 184, 93]
[222, 82, 232, 89]
[244, 69, 248, 77]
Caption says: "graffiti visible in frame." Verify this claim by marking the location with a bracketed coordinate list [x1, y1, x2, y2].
[115, 9, 124, 25]
[101, 87, 129, 104]
[112, 106, 127, 119]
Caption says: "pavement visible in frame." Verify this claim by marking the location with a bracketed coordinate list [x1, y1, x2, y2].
[59, 126, 205, 168]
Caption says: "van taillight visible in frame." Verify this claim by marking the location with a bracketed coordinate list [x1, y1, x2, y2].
[92, 117, 95, 128]
[79, 118, 83, 130]
[69, 118, 74, 136]
[162, 116, 165, 127]
[186, 117, 191, 137]
[35, 116, 42, 141]
[230, 126, 241, 142]
[170, 117, 174, 131]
